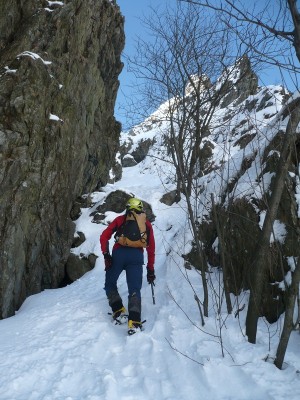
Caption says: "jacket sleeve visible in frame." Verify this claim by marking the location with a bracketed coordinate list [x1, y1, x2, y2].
[100, 216, 123, 254]
[146, 220, 155, 270]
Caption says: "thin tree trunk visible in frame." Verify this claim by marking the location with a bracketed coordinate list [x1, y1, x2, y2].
[169, 119, 209, 317]
[186, 196, 209, 317]
[275, 258, 300, 369]
[211, 194, 232, 314]
[246, 100, 300, 343]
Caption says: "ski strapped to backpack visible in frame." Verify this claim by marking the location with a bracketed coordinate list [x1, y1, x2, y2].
[115, 210, 148, 248]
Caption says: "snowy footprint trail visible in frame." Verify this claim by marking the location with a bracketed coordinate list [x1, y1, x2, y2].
[1, 127, 300, 399]
[0, 260, 210, 400]
[1, 253, 298, 400]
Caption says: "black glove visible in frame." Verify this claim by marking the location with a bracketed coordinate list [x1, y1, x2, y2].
[147, 267, 156, 284]
[103, 252, 112, 271]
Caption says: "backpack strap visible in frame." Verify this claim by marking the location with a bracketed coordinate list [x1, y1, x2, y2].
[114, 215, 127, 242]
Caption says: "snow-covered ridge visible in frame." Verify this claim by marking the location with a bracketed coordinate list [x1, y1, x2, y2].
[119, 81, 288, 214]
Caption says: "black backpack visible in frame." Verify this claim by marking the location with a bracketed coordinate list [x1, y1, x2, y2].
[115, 211, 148, 248]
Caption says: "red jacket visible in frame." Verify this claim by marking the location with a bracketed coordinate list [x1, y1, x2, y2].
[100, 214, 155, 270]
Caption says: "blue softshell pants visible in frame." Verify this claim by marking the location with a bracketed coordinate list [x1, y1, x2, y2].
[104, 247, 144, 322]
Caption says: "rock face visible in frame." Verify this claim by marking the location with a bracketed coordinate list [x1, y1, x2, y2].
[0, 0, 124, 318]
[218, 55, 258, 108]
[90, 190, 156, 222]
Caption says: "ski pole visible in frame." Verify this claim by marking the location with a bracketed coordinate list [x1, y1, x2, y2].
[151, 282, 155, 305]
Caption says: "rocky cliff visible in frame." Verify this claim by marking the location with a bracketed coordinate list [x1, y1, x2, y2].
[0, 0, 124, 318]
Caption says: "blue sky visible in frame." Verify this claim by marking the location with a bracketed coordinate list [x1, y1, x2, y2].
[115, 0, 299, 129]
[115, 0, 165, 128]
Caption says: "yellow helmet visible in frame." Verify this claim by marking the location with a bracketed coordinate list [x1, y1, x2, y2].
[126, 197, 144, 212]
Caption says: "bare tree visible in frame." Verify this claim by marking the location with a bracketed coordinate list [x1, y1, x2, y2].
[275, 257, 300, 369]
[179, 1, 300, 74]
[128, 2, 246, 316]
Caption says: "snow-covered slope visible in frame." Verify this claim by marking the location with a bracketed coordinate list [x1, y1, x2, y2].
[1, 121, 300, 399]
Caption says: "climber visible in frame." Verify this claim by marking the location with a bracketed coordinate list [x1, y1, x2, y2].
[100, 197, 156, 335]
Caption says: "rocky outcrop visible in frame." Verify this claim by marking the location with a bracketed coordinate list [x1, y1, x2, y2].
[120, 136, 156, 167]
[90, 190, 156, 223]
[65, 252, 98, 282]
[201, 130, 300, 323]
[183, 83, 299, 323]
[0, 0, 124, 318]
[160, 190, 181, 206]
[218, 55, 258, 109]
